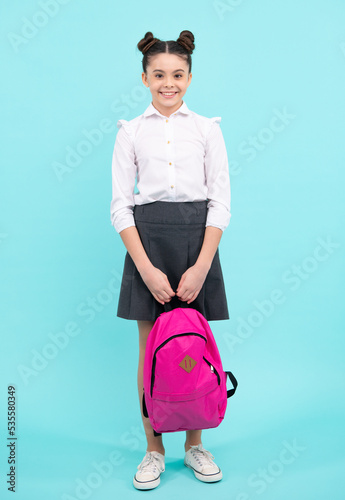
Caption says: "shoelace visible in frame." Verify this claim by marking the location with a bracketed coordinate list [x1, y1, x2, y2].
[189, 444, 215, 468]
[137, 452, 164, 474]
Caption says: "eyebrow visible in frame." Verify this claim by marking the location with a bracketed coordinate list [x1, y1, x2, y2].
[152, 69, 185, 73]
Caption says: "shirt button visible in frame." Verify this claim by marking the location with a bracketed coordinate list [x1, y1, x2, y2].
[170, 185, 174, 188]
[169, 162, 172, 165]
[166, 119, 168, 123]
[167, 140, 170, 144]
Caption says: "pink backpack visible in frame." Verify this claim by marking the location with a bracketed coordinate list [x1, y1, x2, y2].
[142, 307, 238, 435]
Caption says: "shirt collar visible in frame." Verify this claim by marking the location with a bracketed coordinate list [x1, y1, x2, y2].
[143, 100, 191, 118]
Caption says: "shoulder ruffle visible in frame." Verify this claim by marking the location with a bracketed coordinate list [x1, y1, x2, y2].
[116, 119, 134, 142]
[210, 116, 222, 124]
[117, 119, 129, 129]
[205, 116, 222, 139]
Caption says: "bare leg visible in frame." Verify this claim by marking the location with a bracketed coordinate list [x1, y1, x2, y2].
[137, 320, 165, 455]
[138, 320, 203, 455]
[185, 430, 202, 452]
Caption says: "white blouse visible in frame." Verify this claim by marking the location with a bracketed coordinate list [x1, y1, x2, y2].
[110, 100, 231, 233]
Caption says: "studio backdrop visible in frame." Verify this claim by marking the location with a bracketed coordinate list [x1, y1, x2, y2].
[1, 1, 344, 499]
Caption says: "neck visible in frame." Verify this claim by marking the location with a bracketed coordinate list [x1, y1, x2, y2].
[151, 100, 184, 118]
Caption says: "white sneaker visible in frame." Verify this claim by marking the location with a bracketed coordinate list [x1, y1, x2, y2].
[133, 451, 165, 490]
[184, 444, 223, 482]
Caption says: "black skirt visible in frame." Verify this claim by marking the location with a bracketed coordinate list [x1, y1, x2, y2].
[116, 201, 229, 322]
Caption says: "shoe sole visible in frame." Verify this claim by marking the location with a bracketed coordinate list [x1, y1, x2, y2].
[184, 462, 223, 482]
[133, 475, 161, 490]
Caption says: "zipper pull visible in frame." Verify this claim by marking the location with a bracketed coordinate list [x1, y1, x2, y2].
[210, 365, 214, 373]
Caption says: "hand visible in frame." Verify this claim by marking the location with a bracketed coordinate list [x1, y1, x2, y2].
[176, 263, 209, 304]
[139, 265, 176, 305]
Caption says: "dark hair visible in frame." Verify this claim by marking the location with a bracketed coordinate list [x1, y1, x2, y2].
[137, 30, 195, 74]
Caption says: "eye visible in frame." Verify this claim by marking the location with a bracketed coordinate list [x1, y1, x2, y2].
[154, 74, 183, 78]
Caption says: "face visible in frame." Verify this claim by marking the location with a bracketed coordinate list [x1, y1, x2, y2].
[142, 52, 192, 117]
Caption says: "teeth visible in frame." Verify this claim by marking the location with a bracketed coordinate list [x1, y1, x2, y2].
[161, 92, 176, 95]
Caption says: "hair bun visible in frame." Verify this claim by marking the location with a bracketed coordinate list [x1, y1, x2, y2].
[177, 30, 195, 54]
[137, 31, 160, 54]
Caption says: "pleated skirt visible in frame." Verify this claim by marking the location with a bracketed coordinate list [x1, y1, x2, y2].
[116, 201, 229, 322]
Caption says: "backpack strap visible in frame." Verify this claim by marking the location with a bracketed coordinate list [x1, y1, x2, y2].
[142, 391, 149, 418]
[225, 371, 238, 398]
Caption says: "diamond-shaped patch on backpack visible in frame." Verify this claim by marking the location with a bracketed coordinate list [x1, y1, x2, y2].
[179, 355, 197, 373]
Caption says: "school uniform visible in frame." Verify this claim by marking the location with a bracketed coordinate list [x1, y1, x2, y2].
[110, 100, 231, 321]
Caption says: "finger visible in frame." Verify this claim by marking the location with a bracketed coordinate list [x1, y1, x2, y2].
[153, 292, 165, 305]
[176, 283, 187, 298]
[163, 277, 176, 296]
[187, 290, 199, 304]
[167, 286, 176, 297]
[160, 289, 174, 301]
[178, 290, 190, 301]
[179, 284, 195, 301]
[176, 274, 186, 294]
[159, 280, 175, 298]
[184, 290, 196, 303]
[155, 297, 165, 305]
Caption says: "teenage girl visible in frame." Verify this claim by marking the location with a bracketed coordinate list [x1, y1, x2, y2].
[110, 30, 231, 490]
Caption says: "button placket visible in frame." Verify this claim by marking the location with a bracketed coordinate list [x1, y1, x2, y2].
[164, 117, 176, 200]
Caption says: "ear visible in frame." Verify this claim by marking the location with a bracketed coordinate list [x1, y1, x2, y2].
[142, 72, 149, 88]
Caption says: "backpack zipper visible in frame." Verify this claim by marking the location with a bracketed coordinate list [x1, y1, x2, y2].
[151, 333, 207, 397]
[203, 357, 221, 385]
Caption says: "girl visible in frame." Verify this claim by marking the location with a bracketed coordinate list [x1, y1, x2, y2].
[110, 30, 231, 490]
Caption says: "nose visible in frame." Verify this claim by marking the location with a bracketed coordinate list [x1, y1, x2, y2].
[164, 77, 175, 87]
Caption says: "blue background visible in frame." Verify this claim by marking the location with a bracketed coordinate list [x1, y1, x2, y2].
[1, 1, 345, 499]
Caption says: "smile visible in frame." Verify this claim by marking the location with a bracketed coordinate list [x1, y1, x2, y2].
[160, 92, 178, 98]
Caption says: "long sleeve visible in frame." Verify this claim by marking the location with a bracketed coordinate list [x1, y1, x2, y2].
[110, 120, 137, 233]
[204, 118, 231, 232]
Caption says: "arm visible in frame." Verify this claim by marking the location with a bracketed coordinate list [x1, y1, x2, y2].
[111, 123, 175, 305]
[195, 225, 223, 270]
[120, 226, 175, 305]
[176, 226, 223, 304]
[110, 122, 136, 232]
[205, 118, 231, 231]
[176, 118, 230, 304]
